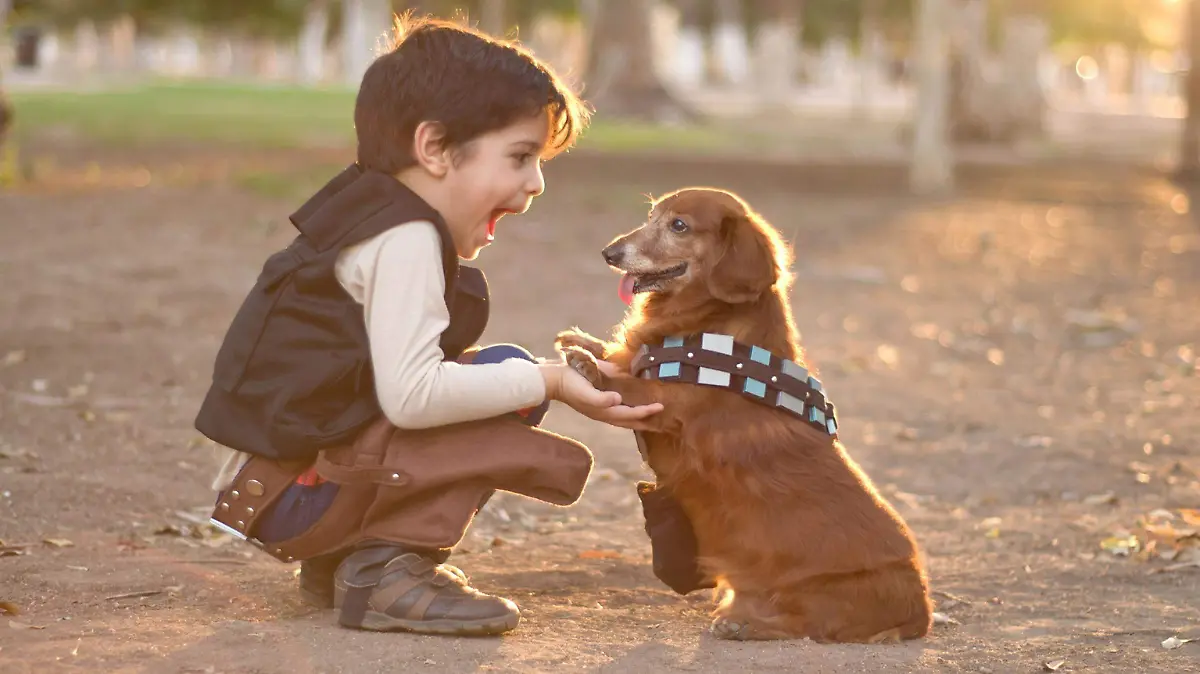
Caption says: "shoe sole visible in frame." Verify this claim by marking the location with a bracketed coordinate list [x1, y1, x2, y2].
[344, 609, 521, 636]
[331, 583, 519, 635]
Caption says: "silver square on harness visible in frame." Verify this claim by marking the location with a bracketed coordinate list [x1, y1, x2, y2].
[777, 392, 805, 415]
[697, 367, 731, 387]
[700, 333, 735, 355]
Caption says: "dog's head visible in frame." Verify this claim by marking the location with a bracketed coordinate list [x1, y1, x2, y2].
[603, 187, 790, 304]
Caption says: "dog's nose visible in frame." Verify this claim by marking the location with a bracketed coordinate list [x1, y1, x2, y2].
[602, 246, 625, 267]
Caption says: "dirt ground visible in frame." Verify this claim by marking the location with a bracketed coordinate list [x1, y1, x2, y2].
[1, 142, 1199, 674]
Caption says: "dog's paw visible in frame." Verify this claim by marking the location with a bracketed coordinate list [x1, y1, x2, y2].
[555, 328, 606, 358]
[562, 346, 604, 388]
[710, 618, 752, 641]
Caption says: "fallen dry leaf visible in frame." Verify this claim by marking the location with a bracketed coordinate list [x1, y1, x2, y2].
[105, 589, 164, 601]
[1100, 534, 1140, 556]
[1147, 508, 1176, 522]
[0, 601, 20, 616]
[0, 546, 28, 558]
[1144, 521, 1197, 539]
[1180, 509, 1200, 527]
[931, 612, 960, 626]
[1084, 491, 1118, 506]
[1162, 636, 1193, 649]
[1135, 539, 1159, 562]
[0, 448, 38, 460]
[1044, 660, 1066, 671]
[1128, 461, 1155, 474]
[153, 524, 187, 537]
[578, 550, 622, 560]
[8, 619, 45, 630]
[3, 350, 26, 366]
[42, 538, 74, 549]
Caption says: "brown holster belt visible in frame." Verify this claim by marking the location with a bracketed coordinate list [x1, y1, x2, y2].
[209, 457, 311, 562]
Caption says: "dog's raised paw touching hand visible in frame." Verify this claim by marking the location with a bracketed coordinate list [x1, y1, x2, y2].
[555, 328, 606, 359]
[561, 346, 604, 388]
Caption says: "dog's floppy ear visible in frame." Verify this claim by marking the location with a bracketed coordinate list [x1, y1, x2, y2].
[707, 214, 777, 304]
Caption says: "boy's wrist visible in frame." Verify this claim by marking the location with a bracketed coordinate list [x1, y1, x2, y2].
[538, 363, 565, 401]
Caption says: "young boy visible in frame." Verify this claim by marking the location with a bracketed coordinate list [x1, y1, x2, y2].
[194, 16, 661, 637]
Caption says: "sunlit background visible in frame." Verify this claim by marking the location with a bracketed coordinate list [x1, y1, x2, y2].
[1, 0, 1196, 171]
[2, 4, 1200, 671]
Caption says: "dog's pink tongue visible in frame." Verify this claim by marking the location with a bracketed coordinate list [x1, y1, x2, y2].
[618, 273, 635, 306]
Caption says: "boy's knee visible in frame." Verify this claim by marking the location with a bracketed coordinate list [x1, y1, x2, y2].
[469, 344, 535, 365]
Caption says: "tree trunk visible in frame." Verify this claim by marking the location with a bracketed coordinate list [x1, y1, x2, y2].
[713, 0, 750, 86]
[1180, 0, 1200, 177]
[1000, 0, 1048, 140]
[342, 0, 393, 86]
[911, 0, 954, 194]
[585, 0, 697, 122]
[856, 0, 884, 118]
[751, 0, 800, 112]
[0, 0, 11, 145]
[672, 0, 707, 89]
[298, 0, 329, 85]
[947, 0, 1000, 142]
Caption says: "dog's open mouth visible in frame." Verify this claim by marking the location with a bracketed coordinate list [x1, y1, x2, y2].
[619, 263, 688, 303]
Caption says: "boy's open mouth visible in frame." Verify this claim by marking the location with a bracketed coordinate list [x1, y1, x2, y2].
[487, 209, 514, 242]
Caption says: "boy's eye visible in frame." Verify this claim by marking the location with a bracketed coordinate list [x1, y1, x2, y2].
[669, 218, 689, 233]
[513, 152, 535, 165]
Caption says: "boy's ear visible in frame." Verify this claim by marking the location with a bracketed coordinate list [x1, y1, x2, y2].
[412, 121, 451, 178]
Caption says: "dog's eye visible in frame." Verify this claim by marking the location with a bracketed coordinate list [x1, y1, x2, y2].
[669, 218, 689, 233]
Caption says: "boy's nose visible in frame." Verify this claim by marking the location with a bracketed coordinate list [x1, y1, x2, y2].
[526, 164, 545, 197]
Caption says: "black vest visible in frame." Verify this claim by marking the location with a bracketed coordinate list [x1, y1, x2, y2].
[194, 164, 490, 460]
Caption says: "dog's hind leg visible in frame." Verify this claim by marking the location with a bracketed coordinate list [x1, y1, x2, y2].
[710, 589, 806, 641]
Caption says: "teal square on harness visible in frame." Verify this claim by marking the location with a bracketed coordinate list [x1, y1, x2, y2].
[663, 336, 685, 348]
[826, 418, 838, 434]
[749, 345, 772, 365]
[743, 378, 767, 397]
[659, 362, 681, 378]
[809, 407, 827, 424]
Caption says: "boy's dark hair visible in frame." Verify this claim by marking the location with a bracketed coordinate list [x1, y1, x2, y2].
[354, 14, 591, 174]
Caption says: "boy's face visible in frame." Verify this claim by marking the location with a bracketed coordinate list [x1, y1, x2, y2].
[439, 114, 549, 261]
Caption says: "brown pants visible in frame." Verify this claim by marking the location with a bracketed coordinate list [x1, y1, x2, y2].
[212, 416, 594, 563]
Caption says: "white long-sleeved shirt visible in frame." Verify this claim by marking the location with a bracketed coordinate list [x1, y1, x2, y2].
[209, 220, 547, 491]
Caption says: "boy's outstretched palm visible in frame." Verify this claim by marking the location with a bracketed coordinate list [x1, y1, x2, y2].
[542, 361, 663, 431]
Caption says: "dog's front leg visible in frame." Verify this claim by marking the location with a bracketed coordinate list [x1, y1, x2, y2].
[561, 346, 680, 434]
[554, 327, 609, 359]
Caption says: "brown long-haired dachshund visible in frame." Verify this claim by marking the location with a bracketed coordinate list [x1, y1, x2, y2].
[556, 187, 932, 643]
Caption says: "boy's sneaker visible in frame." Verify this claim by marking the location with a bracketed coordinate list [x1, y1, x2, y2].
[332, 547, 519, 635]
[299, 551, 469, 609]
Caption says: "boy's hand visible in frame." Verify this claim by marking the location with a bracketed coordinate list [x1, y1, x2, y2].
[539, 362, 663, 431]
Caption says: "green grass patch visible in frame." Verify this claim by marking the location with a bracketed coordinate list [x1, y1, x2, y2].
[9, 81, 745, 154]
[11, 81, 357, 149]
[232, 162, 350, 200]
